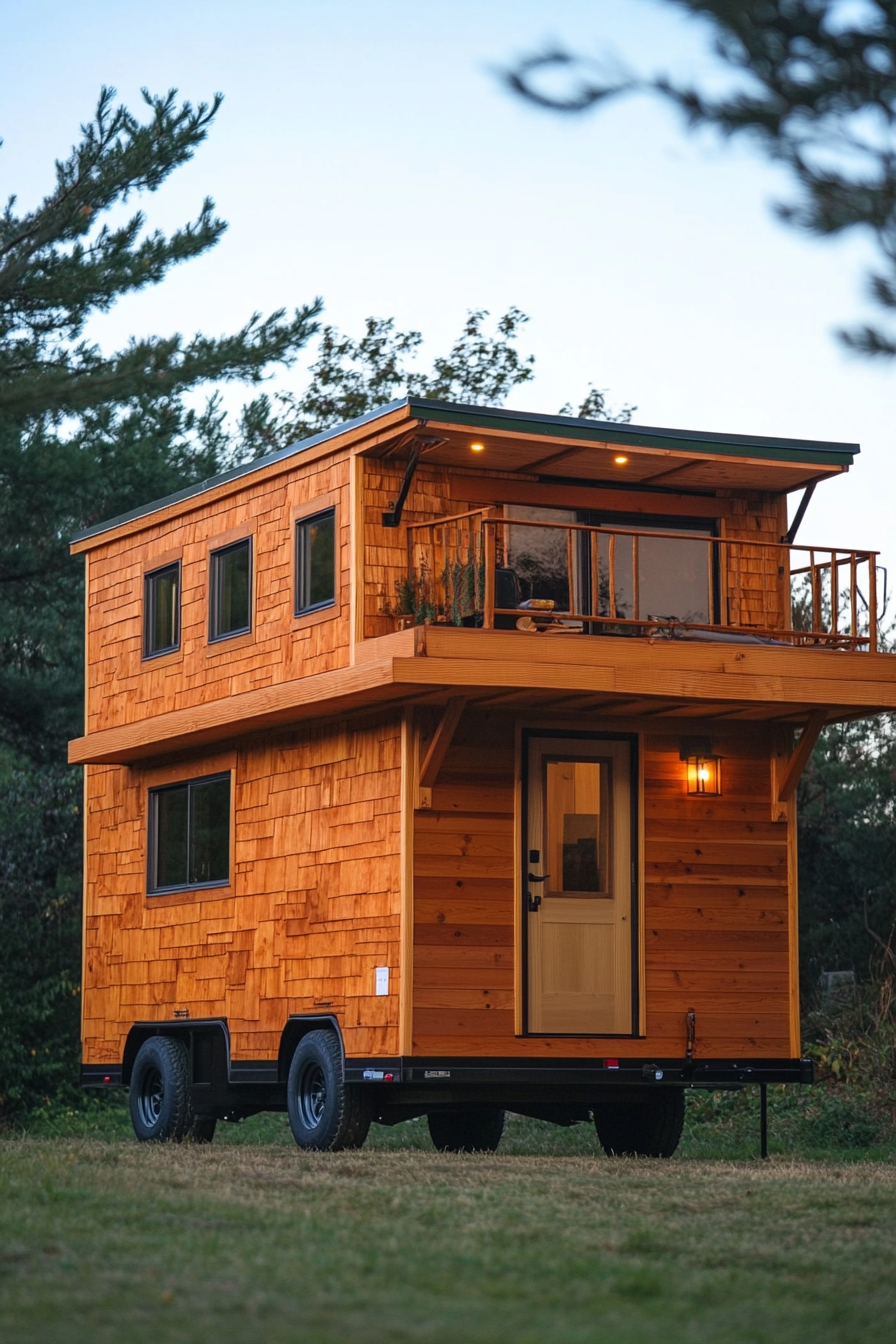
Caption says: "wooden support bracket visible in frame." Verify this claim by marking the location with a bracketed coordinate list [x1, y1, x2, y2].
[417, 696, 468, 806]
[774, 710, 827, 809]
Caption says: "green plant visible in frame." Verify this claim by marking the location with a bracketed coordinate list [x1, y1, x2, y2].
[383, 571, 437, 625]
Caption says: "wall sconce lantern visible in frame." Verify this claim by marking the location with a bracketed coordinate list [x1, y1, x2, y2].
[680, 737, 722, 796]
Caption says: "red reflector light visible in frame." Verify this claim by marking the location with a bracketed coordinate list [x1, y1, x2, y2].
[384, 1073, 394, 1082]
[605, 1059, 619, 1069]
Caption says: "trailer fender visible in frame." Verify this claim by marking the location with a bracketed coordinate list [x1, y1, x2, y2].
[122, 1019, 231, 1087]
[278, 1015, 345, 1083]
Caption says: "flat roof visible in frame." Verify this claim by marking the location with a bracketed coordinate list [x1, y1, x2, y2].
[71, 396, 859, 544]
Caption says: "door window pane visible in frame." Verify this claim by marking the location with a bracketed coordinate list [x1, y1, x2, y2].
[295, 509, 336, 614]
[210, 539, 251, 639]
[545, 760, 609, 896]
[149, 774, 230, 892]
[144, 563, 180, 656]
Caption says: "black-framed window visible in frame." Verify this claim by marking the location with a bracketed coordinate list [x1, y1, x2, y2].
[144, 562, 180, 658]
[210, 538, 252, 641]
[148, 773, 231, 893]
[295, 508, 336, 615]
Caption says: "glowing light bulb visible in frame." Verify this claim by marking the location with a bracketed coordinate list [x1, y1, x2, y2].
[470, 442, 485, 452]
[614, 455, 628, 465]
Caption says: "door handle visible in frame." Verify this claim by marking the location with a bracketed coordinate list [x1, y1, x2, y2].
[527, 873, 550, 883]
[528, 893, 542, 912]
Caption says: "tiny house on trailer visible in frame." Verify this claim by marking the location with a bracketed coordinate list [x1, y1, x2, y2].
[70, 398, 896, 1153]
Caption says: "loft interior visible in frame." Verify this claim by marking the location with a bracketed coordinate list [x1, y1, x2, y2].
[70, 398, 896, 1154]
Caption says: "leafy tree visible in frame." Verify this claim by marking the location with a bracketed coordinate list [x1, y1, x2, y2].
[0, 755, 82, 1116]
[0, 86, 322, 759]
[798, 714, 896, 995]
[0, 84, 322, 1118]
[236, 307, 636, 460]
[505, 0, 896, 354]
[559, 384, 637, 422]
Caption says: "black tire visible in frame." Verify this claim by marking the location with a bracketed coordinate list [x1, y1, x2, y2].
[286, 1030, 371, 1151]
[129, 1036, 194, 1142]
[189, 1116, 217, 1144]
[428, 1107, 506, 1153]
[593, 1089, 686, 1158]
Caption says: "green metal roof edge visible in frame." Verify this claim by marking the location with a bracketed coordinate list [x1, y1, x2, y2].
[406, 399, 859, 466]
[71, 398, 410, 543]
[71, 396, 858, 544]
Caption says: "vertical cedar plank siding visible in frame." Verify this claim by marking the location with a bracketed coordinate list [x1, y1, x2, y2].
[412, 714, 792, 1058]
[363, 459, 786, 638]
[86, 455, 351, 735]
[82, 712, 403, 1066]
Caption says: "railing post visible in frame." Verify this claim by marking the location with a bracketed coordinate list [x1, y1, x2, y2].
[566, 528, 576, 615]
[608, 533, 617, 620]
[729, 543, 740, 627]
[631, 534, 639, 622]
[483, 522, 496, 630]
[781, 544, 793, 633]
[406, 525, 415, 611]
[810, 549, 821, 635]
[590, 530, 599, 623]
[830, 551, 838, 636]
[869, 556, 878, 653]
[850, 554, 858, 644]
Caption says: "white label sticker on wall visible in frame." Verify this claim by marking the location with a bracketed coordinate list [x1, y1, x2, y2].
[375, 966, 389, 996]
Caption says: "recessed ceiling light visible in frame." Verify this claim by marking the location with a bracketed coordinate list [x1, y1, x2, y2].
[470, 442, 485, 452]
[614, 455, 628, 465]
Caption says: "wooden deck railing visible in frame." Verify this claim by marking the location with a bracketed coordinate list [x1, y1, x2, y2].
[400, 510, 881, 651]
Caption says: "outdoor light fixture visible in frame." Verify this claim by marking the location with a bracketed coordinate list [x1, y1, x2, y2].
[680, 737, 722, 795]
[470, 442, 485, 452]
[614, 455, 628, 465]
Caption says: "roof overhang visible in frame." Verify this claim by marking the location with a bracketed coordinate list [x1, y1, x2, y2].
[70, 397, 858, 551]
[364, 400, 857, 495]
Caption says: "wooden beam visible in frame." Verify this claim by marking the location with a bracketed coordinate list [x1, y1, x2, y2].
[448, 475, 730, 519]
[636, 463, 704, 488]
[776, 710, 827, 802]
[418, 696, 468, 790]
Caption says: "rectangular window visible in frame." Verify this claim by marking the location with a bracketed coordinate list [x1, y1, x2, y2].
[210, 538, 252, 641]
[295, 508, 336, 615]
[144, 562, 180, 658]
[148, 774, 231, 893]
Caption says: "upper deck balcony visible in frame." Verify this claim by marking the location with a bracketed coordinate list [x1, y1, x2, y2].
[395, 509, 882, 652]
[68, 398, 896, 766]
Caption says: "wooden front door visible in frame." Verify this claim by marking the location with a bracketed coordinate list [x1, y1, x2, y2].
[526, 736, 634, 1035]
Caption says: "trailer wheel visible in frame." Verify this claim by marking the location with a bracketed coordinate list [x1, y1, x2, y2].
[286, 1030, 371, 1151]
[427, 1108, 506, 1153]
[129, 1036, 194, 1142]
[593, 1089, 686, 1158]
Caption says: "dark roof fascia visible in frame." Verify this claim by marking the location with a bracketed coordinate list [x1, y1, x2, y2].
[405, 398, 859, 467]
[70, 398, 412, 544]
[71, 396, 859, 545]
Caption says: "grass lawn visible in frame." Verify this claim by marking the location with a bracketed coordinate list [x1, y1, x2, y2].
[2, 1099, 896, 1344]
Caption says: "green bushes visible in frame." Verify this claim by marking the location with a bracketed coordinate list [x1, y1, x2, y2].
[0, 757, 82, 1116]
